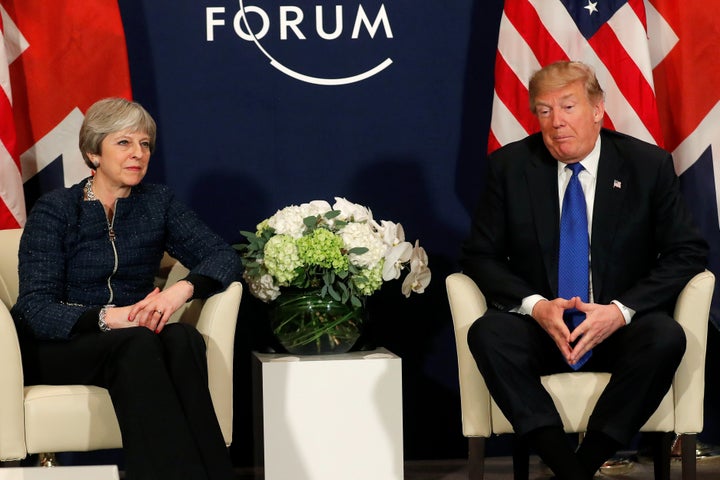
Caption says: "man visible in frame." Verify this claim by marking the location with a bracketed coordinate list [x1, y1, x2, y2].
[461, 61, 708, 480]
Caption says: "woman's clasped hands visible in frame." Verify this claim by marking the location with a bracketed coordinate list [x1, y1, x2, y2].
[100, 280, 194, 333]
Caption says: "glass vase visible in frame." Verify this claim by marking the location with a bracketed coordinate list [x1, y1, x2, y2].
[270, 290, 364, 355]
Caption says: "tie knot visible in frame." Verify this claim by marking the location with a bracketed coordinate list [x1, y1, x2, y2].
[566, 163, 584, 176]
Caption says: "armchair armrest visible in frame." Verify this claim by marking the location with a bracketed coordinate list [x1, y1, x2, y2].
[0, 302, 27, 461]
[446, 272, 492, 437]
[672, 270, 715, 434]
[163, 261, 243, 446]
[195, 281, 242, 446]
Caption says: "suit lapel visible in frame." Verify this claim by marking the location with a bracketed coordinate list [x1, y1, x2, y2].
[525, 150, 560, 296]
[591, 133, 626, 303]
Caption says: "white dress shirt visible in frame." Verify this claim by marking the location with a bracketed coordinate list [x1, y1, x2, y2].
[515, 137, 635, 324]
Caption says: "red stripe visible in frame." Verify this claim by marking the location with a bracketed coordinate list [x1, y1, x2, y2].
[493, 54, 536, 134]
[0, 199, 21, 229]
[627, 0, 648, 31]
[488, 130, 501, 154]
[588, 25, 664, 146]
[504, 0, 569, 66]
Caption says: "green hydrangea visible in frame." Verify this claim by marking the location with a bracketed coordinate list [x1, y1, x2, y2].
[352, 261, 384, 296]
[297, 228, 348, 271]
[263, 234, 301, 285]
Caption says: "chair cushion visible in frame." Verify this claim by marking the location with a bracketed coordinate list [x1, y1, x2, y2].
[24, 385, 122, 453]
[490, 372, 675, 434]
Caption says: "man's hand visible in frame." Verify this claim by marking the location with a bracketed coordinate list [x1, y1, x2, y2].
[531, 297, 578, 362]
[567, 300, 626, 365]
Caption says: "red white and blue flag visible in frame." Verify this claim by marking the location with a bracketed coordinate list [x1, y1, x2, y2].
[0, 0, 132, 229]
[490, 0, 720, 327]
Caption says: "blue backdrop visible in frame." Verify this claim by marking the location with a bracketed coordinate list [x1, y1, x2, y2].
[113, 0, 719, 465]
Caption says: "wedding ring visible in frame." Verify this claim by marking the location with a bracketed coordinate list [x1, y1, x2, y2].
[155, 310, 163, 315]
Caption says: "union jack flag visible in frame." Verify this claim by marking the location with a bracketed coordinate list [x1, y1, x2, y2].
[490, 0, 720, 328]
[0, 0, 132, 230]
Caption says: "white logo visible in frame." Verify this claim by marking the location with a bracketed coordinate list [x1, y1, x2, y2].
[206, 1, 394, 86]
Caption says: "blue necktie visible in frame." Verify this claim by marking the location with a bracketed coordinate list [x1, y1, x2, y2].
[558, 163, 591, 369]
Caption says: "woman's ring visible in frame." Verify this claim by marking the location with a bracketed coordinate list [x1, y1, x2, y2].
[155, 310, 163, 315]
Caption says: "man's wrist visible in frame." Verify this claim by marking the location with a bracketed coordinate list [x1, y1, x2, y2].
[611, 300, 634, 324]
[520, 294, 547, 317]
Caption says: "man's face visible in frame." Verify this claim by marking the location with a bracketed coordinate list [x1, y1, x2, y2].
[534, 80, 604, 164]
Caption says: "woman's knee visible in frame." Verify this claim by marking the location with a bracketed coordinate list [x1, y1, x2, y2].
[159, 322, 205, 353]
[110, 327, 163, 361]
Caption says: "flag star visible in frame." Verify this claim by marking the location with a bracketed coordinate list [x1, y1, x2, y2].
[584, 1, 599, 15]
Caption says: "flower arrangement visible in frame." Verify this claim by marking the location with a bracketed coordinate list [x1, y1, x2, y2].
[236, 197, 431, 307]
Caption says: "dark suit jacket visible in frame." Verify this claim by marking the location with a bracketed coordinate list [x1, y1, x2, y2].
[460, 129, 708, 316]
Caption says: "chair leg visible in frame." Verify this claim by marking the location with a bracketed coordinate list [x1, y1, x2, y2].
[650, 431, 673, 480]
[38, 452, 59, 467]
[681, 434, 697, 480]
[468, 437, 486, 480]
[512, 435, 530, 480]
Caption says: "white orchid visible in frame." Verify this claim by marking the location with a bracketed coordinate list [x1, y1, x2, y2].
[382, 241, 413, 281]
[401, 240, 431, 297]
[377, 220, 405, 247]
[299, 200, 332, 218]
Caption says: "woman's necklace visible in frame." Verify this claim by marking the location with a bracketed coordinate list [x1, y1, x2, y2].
[84, 177, 98, 201]
[84, 177, 116, 240]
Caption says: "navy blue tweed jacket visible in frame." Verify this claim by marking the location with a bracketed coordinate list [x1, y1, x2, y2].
[11, 179, 241, 340]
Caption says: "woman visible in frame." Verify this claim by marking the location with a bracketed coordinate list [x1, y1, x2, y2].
[11, 98, 241, 480]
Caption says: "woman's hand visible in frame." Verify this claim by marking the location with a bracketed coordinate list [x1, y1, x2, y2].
[127, 281, 194, 333]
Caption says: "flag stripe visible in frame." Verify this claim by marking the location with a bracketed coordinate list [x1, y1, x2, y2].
[493, 53, 536, 135]
[588, 26, 663, 145]
[504, 1, 568, 67]
[0, 9, 24, 228]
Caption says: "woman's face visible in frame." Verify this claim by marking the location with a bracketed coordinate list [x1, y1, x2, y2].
[92, 128, 151, 189]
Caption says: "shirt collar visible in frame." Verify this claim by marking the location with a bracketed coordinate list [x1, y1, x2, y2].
[556, 136, 601, 178]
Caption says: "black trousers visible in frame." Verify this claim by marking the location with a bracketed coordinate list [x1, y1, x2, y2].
[467, 309, 686, 445]
[20, 323, 235, 480]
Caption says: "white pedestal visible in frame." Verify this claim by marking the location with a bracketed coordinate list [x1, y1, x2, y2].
[253, 348, 404, 480]
[0, 466, 119, 480]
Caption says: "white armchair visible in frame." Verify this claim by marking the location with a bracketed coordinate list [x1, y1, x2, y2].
[0, 228, 242, 463]
[446, 270, 715, 480]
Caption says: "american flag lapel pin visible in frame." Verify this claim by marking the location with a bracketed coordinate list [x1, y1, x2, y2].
[613, 179, 622, 189]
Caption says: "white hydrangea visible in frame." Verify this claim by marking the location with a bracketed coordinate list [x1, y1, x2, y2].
[267, 205, 306, 238]
[339, 222, 386, 268]
[243, 271, 281, 302]
[266, 201, 333, 238]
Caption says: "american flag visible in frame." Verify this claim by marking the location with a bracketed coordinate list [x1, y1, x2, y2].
[0, 0, 132, 230]
[490, 0, 720, 327]
[0, 5, 24, 229]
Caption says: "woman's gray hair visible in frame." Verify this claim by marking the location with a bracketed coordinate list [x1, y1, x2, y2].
[79, 98, 157, 169]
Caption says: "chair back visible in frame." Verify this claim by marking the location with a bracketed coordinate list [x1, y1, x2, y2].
[0, 228, 22, 308]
